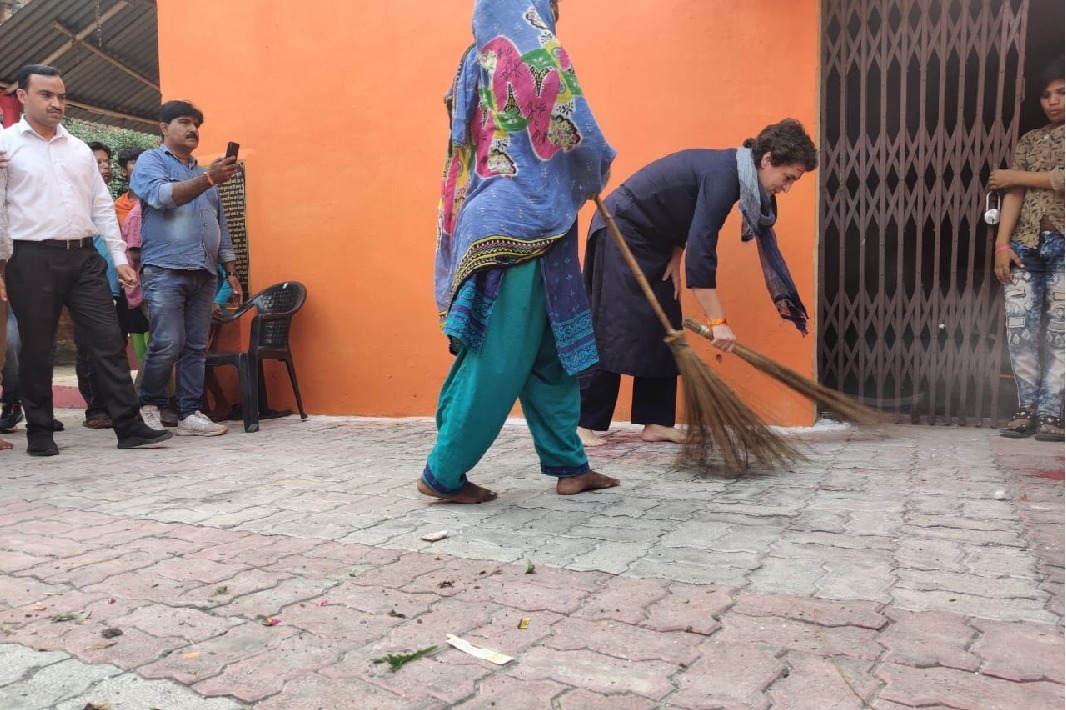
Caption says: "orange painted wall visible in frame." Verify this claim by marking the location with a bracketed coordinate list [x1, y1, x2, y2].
[156, 0, 821, 425]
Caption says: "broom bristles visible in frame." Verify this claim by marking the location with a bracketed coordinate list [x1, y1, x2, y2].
[671, 338, 803, 472]
[682, 318, 883, 425]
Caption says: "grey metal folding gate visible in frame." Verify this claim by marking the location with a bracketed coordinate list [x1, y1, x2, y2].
[819, 0, 1029, 425]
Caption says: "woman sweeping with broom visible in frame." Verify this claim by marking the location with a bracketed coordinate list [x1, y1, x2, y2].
[579, 119, 818, 448]
[419, 0, 619, 504]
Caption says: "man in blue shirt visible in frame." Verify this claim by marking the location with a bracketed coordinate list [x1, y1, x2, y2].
[131, 100, 243, 437]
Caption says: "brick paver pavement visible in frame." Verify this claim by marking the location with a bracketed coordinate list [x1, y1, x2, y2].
[0, 412, 1062, 709]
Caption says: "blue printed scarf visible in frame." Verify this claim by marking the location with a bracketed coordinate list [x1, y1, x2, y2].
[434, 0, 615, 373]
[735, 147, 809, 335]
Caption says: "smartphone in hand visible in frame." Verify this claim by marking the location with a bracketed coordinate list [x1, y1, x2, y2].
[225, 142, 240, 161]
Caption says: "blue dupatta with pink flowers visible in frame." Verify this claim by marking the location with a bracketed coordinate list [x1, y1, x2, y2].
[434, 0, 615, 374]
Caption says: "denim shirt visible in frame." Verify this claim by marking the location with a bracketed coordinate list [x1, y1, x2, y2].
[92, 236, 120, 296]
[130, 146, 235, 273]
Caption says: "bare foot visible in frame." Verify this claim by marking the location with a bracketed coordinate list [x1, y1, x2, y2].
[556, 470, 620, 495]
[0, 437, 11, 451]
[416, 478, 498, 504]
[640, 424, 687, 444]
[578, 426, 608, 447]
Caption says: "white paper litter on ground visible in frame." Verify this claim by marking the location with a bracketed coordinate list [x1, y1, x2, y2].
[421, 530, 448, 542]
[446, 634, 513, 665]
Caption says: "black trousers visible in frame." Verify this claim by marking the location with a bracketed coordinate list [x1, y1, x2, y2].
[74, 322, 108, 419]
[579, 369, 677, 431]
[6, 242, 142, 443]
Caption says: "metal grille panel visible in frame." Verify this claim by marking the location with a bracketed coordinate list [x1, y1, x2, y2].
[819, 0, 1029, 425]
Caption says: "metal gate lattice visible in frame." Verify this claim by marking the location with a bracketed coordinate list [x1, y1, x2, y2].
[819, 0, 1029, 425]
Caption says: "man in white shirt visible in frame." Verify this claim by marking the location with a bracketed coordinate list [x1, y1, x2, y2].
[0, 64, 172, 456]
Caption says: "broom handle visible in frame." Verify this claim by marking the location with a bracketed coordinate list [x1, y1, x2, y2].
[682, 317, 716, 342]
[593, 195, 677, 335]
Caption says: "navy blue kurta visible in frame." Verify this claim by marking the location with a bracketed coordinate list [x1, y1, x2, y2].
[584, 149, 743, 377]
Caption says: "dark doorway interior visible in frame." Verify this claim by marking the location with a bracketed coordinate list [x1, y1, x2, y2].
[1019, 0, 1065, 133]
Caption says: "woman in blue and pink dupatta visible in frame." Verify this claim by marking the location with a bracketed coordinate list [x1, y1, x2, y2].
[419, 0, 618, 503]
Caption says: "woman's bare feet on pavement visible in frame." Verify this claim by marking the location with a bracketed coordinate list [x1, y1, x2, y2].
[556, 470, 620, 495]
[416, 478, 498, 504]
[640, 424, 686, 444]
[0, 436, 11, 451]
[577, 426, 608, 447]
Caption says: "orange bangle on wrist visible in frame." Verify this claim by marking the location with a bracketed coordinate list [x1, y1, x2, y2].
[707, 318, 727, 327]
[204, 173, 215, 187]
[994, 244, 1011, 254]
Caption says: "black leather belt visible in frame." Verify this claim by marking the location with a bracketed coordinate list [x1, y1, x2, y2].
[16, 238, 93, 250]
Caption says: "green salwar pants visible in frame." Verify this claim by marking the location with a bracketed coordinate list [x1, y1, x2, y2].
[422, 259, 590, 494]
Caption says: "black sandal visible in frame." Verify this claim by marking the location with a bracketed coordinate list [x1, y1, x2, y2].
[1034, 415, 1065, 442]
[1000, 409, 1037, 438]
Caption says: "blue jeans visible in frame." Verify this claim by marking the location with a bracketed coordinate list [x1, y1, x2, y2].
[1005, 231, 1065, 417]
[138, 265, 216, 418]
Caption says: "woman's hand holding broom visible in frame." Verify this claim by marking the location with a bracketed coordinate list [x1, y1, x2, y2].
[707, 321, 737, 352]
[689, 287, 737, 352]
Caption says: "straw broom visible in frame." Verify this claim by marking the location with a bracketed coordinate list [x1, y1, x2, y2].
[682, 317, 882, 425]
[592, 196, 801, 472]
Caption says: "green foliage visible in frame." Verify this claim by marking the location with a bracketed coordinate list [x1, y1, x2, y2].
[371, 646, 437, 672]
[63, 117, 158, 198]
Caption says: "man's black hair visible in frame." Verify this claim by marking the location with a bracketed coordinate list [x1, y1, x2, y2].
[87, 142, 112, 158]
[159, 100, 204, 126]
[117, 146, 145, 168]
[16, 63, 61, 91]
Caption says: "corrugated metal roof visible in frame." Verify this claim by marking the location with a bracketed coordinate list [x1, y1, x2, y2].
[0, 0, 159, 131]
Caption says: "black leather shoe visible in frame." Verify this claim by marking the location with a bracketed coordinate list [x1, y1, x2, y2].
[50, 418, 65, 432]
[117, 428, 174, 449]
[27, 441, 59, 457]
[0, 402, 23, 433]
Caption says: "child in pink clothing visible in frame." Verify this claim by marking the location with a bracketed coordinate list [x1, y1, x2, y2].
[120, 202, 149, 363]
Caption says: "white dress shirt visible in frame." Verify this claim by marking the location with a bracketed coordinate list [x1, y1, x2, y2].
[0, 118, 127, 266]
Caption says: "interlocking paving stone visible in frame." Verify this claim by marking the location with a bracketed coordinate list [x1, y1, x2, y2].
[877, 663, 1065, 709]
[0, 644, 67, 687]
[0, 657, 118, 710]
[766, 652, 878, 710]
[54, 671, 249, 710]
[878, 608, 980, 671]
[0, 415, 1061, 708]
[670, 640, 782, 709]
[970, 618, 1065, 683]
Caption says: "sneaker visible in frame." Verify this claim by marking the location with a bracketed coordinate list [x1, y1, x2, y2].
[140, 405, 163, 430]
[0, 402, 23, 433]
[176, 411, 228, 437]
[117, 427, 174, 449]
